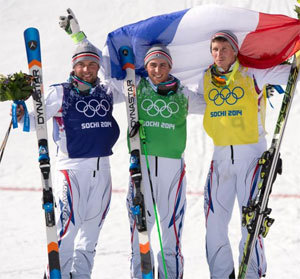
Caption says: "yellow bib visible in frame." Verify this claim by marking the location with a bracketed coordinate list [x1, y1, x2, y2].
[203, 66, 259, 146]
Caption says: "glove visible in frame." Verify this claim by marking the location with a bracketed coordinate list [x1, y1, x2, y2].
[266, 84, 284, 98]
[59, 8, 86, 43]
[266, 84, 275, 98]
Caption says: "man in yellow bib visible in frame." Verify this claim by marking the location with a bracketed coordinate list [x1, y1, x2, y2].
[199, 30, 293, 279]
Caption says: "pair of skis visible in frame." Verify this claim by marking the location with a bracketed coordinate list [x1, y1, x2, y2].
[238, 52, 300, 278]
[24, 28, 61, 279]
[119, 46, 153, 278]
[119, 47, 168, 279]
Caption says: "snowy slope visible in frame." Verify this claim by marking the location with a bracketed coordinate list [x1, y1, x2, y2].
[0, 0, 299, 278]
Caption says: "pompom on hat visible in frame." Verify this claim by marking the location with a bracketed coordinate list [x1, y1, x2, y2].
[210, 30, 239, 53]
[72, 41, 101, 68]
[144, 44, 173, 68]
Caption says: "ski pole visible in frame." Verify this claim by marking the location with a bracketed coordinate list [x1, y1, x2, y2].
[139, 120, 168, 279]
[0, 120, 12, 164]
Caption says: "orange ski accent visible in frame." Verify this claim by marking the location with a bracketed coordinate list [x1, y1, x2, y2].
[122, 62, 135, 70]
[139, 242, 150, 254]
[28, 59, 42, 69]
[48, 242, 59, 253]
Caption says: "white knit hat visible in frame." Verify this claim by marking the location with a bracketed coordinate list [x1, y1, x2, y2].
[72, 41, 101, 68]
[144, 45, 172, 67]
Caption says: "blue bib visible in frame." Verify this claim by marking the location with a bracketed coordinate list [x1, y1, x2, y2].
[61, 83, 120, 158]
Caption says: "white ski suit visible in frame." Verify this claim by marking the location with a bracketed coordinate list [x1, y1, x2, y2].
[127, 77, 206, 279]
[198, 62, 292, 279]
[25, 79, 122, 279]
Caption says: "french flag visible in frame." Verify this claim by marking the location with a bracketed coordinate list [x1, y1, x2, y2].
[102, 4, 300, 89]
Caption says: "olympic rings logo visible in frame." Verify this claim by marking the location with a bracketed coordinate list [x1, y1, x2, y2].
[75, 99, 110, 117]
[208, 86, 244, 106]
[141, 99, 179, 118]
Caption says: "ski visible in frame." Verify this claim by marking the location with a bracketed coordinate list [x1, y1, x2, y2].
[119, 46, 153, 279]
[238, 51, 300, 279]
[24, 27, 61, 279]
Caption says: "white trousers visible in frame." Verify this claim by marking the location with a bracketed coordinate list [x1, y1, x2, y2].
[127, 156, 186, 279]
[55, 159, 112, 279]
[204, 157, 267, 279]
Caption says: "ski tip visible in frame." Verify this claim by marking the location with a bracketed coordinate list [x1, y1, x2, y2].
[119, 46, 135, 69]
[24, 27, 41, 64]
[24, 27, 39, 37]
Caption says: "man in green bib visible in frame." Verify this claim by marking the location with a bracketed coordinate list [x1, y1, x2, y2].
[128, 45, 205, 279]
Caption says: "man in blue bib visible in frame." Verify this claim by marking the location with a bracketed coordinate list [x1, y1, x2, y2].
[18, 40, 121, 278]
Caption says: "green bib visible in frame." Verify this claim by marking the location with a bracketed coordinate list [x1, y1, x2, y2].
[133, 78, 188, 159]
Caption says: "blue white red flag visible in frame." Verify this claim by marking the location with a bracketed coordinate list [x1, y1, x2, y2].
[102, 4, 300, 89]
